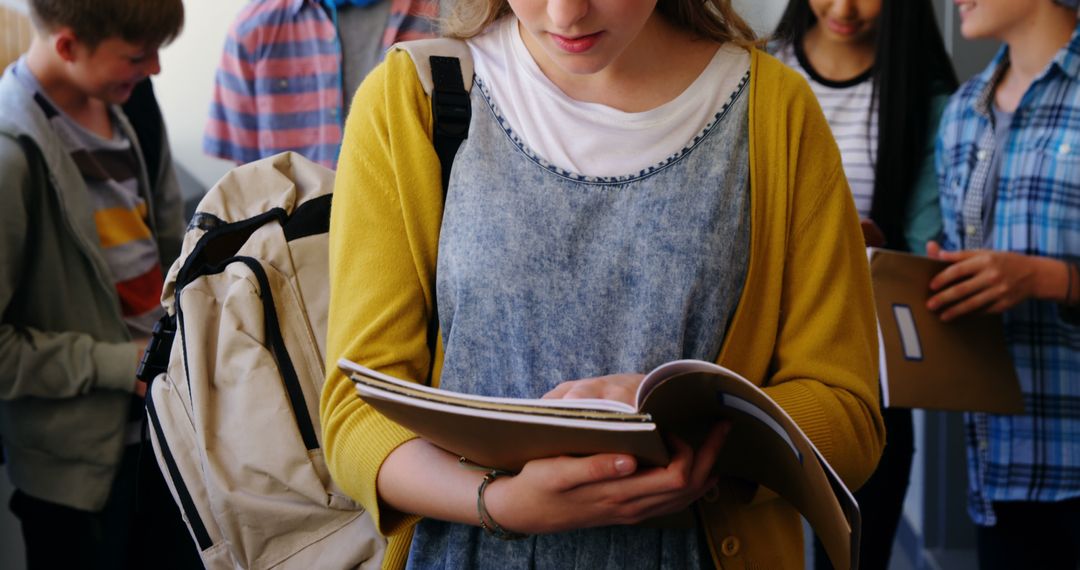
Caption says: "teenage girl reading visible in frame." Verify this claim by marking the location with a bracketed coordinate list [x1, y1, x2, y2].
[772, 0, 957, 567]
[321, 1, 885, 567]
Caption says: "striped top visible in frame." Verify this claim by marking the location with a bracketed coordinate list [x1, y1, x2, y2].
[775, 41, 878, 218]
[14, 60, 164, 338]
[204, 0, 437, 168]
[936, 26, 1080, 525]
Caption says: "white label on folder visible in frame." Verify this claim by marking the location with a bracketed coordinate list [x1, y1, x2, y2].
[892, 304, 923, 361]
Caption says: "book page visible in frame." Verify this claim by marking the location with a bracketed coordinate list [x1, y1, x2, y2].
[634, 359, 857, 570]
[347, 362, 668, 469]
[636, 360, 798, 460]
[357, 382, 656, 431]
[340, 358, 637, 414]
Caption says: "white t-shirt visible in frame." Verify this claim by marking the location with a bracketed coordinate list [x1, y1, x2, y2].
[775, 41, 878, 218]
[467, 16, 751, 178]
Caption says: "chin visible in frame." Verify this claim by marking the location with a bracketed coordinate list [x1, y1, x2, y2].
[109, 86, 136, 104]
[958, 15, 999, 41]
[959, 23, 991, 40]
[551, 57, 611, 77]
[538, 46, 610, 75]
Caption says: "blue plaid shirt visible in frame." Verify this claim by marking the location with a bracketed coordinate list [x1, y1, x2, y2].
[936, 26, 1080, 526]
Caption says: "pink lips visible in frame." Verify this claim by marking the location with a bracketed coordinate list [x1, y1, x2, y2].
[549, 31, 603, 54]
[955, 1, 974, 20]
[825, 18, 859, 37]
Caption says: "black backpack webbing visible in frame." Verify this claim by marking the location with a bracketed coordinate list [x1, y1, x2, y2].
[430, 55, 472, 193]
[425, 55, 472, 373]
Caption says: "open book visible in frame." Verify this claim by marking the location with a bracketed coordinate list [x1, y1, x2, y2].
[340, 358, 861, 570]
[867, 248, 1023, 413]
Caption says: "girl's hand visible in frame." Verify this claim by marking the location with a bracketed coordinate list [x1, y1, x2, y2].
[542, 373, 645, 407]
[926, 241, 1060, 321]
[860, 218, 886, 248]
[482, 422, 731, 535]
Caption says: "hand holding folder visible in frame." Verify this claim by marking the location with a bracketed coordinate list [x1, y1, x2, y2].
[867, 248, 1023, 414]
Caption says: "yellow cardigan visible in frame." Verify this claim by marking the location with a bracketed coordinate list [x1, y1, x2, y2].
[321, 46, 885, 570]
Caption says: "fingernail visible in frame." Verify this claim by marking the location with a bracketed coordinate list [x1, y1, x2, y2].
[614, 456, 634, 474]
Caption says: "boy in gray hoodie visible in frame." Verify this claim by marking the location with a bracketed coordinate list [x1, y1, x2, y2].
[0, 0, 194, 566]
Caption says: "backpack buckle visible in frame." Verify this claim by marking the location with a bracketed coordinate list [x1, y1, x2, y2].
[136, 314, 177, 383]
[432, 88, 471, 139]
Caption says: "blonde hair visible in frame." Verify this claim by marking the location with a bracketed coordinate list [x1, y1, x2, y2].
[441, 0, 757, 46]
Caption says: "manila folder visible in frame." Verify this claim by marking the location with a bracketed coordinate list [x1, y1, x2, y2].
[868, 248, 1023, 414]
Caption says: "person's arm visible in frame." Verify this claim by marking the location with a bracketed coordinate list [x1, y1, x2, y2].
[765, 161, 885, 489]
[377, 369, 731, 535]
[378, 423, 728, 534]
[744, 58, 885, 490]
[321, 49, 443, 538]
[903, 94, 950, 255]
[0, 136, 141, 400]
[203, 7, 261, 164]
[926, 241, 1078, 320]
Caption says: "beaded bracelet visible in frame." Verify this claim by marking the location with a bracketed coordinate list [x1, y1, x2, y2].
[476, 469, 530, 541]
[1067, 261, 1079, 305]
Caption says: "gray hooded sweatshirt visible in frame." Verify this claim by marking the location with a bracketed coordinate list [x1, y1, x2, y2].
[0, 63, 184, 511]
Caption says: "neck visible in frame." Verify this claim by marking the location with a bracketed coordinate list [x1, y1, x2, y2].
[1002, 6, 1077, 81]
[802, 25, 875, 82]
[25, 39, 98, 116]
[993, 6, 1076, 112]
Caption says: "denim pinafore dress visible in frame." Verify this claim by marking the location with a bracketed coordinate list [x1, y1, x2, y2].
[407, 69, 752, 570]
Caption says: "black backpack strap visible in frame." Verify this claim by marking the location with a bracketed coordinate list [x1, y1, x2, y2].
[426, 54, 472, 377]
[122, 79, 164, 193]
[429, 55, 471, 193]
[136, 314, 177, 383]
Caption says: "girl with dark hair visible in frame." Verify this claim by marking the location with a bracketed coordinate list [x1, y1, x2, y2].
[771, 1, 958, 568]
[321, 0, 885, 568]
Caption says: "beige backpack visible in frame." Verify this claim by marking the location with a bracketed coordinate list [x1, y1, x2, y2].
[137, 39, 472, 569]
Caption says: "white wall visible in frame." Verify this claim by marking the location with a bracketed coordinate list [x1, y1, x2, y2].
[733, 0, 787, 36]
